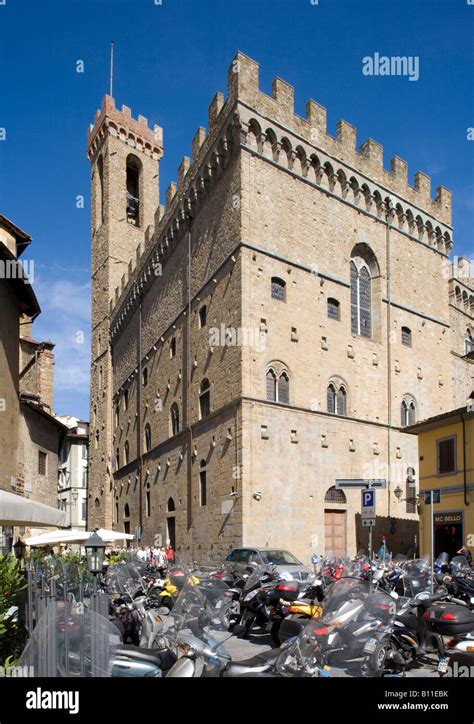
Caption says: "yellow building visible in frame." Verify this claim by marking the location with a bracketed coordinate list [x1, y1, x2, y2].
[407, 402, 474, 560]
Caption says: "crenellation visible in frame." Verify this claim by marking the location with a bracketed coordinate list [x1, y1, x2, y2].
[359, 138, 383, 167]
[166, 182, 177, 207]
[208, 92, 225, 130]
[336, 120, 357, 154]
[435, 186, 452, 218]
[390, 156, 408, 184]
[178, 156, 191, 191]
[192, 127, 207, 161]
[414, 171, 431, 199]
[122, 105, 132, 118]
[138, 114, 148, 127]
[227, 51, 259, 105]
[305, 99, 327, 135]
[271, 77, 295, 120]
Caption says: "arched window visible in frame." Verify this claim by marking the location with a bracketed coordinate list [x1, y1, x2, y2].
[351, 259, 371, 337]
[170, 403, 180, 436]
[278, 372, 289, 404]
[94, 497, 100, 508]
[199, 379, 211, 419]
[327, 298, 340, 320]
[167, 497, 175, 512]
[336, 386, 347, 416]
[124, 441, 130, 466]
[327, 384, 336, 414]
[124, 503, 130, 519]
[144, 424, 152, 453]
[324, 486, 347, 504]
[199, 460, 207, 507]
[199, 305, 207, 328]
[465, 329, 473, 355]
[266, 369, 276, 401]
[142, 367, 148, 387]
[271, 277, 286, 302]
[126, 154, 141, 226]
[401, 397, 417, 427]
[401, 326, 412, 347]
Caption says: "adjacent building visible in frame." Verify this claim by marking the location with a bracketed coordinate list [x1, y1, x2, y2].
[406, 402, 474, 559]
[57, 417, 89, 533]
[87, 53, 471, 563]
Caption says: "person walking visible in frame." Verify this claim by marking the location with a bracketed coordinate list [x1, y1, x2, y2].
[165, 544, 175, 566]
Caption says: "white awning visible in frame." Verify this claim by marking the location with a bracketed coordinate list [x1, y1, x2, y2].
[24, 527, 134, 546]
[0, 490, 68, 528]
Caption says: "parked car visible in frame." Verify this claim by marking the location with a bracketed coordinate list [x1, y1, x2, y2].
[225, 548, 312, 582]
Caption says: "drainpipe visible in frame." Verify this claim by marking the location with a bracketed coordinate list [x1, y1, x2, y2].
[461, 412, 469, 507]
[138, 297, 143, 536]
[385, 202, 393, 521]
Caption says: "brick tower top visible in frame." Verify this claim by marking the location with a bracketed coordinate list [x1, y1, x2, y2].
[87, 95, 163, 162]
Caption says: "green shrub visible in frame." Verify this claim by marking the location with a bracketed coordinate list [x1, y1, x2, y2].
[0, 554, 27, 664]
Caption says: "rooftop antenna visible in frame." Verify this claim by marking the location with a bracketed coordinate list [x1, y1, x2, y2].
[109, 41, 114, 97]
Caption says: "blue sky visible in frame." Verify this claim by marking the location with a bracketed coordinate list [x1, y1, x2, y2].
[1, 0, 473, 421]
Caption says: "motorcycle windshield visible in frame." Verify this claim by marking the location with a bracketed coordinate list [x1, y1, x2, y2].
[108, 561, 143, 598]
[276, 578, 397, 678]
[450, 556, 471, 575]
[167, 572, 230, 672]
[401, 559, 431, 597]
[241, 564, 275, 593]
[18, 602, 121, 677]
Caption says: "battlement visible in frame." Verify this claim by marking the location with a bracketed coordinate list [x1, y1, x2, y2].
[87, 94, 163, 160]
[227, 51, 452, 226]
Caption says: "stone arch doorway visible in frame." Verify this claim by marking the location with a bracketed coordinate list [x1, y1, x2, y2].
[324, 487, 347, 556]
[166, 497, 176, 549]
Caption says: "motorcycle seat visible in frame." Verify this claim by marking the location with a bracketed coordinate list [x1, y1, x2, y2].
[224, 648, 281, 677]
[114, 644, 176, 668]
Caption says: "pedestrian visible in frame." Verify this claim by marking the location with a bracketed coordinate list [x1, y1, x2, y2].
[457, 546, 472, 567]
[377, 536, 390, 562]
[165, 544, 175, 566]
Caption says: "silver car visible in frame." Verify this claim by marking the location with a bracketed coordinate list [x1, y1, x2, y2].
[225, 548, 312, 582]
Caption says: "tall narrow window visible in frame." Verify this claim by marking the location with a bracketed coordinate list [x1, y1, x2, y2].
[437, 437, 456, 474]
[124, 388, 129, 411]
[351, 260, 372, 337]
[124, 441, 130, 466]
[199, 379, 211, 419]
[465, 329, 473, 355]
[327, 298, 340, 320]
[327, 384, 336, 414]
[97, 155, 104, 227]
[278, 372, 289, 404]
[336, 386, 347, 416]
[38, 451, 47, 476]
[146, 487, 151, 517]
[199, 305, 207, 328]
[170, 338, 176, 358]
[115, 403, 119, 427]
[170, 403, 180, 436]
[266, 369, 276, 402]
[199, 460, 207, 507]
[144, 424, 152, 453]
[271, 277, 286, 302]
[126, 154, 141, 226]
[401, 326, 412, 347]
[401, 398, 416, 427]
[142, 367, 148, 387]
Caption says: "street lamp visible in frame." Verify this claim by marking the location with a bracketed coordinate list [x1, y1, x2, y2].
[13, 538, 26, 562]
[84, 531, 105, 575]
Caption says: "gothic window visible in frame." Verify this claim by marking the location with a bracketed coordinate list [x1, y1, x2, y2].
[199, 305, 207, 328]
[401, 397, 416, 427]
[94, 498, 100, 509]
[170, 403, 180, 436]
[144, 424, 152, 453]
[266, 369, 276, 401]
[401, 326, 412, 347]
[278, 372, 289, 404]
[126, 154, 141, 226]
[327, 384, 336, 414]
[167, 497, 176, 512]
[199, 379, 211, 419]
[327, 298, 340, 320]
[336, 386, 347, 416]
[465, 329, 473, 355]
[351, 259, 372, 337]
[271, 277, 286, 302]
[199, 460, 207, 507]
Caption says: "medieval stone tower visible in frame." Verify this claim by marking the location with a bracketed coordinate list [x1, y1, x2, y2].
[87, 96, 163, 529]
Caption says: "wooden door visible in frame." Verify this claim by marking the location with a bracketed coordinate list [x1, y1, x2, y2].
[324, 510, 346, 556]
